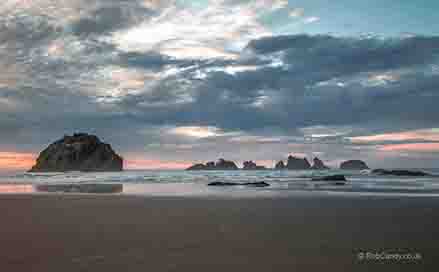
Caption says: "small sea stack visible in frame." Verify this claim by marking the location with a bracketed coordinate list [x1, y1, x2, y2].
[29, 133, 123, 172]
[186, 158, 239, 170]
[286, 155, 311, 170]
[311, 157, 330, 170]
[339, 160, 369, 170]
[242, 161, 266, 170]
[275, 160, 286, 170]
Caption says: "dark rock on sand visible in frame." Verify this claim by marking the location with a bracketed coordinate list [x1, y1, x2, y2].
[275, 160, 285, 170]
[340, 160, 369, 170]
[208, 181, 270, 187]
[311, 157, 330, 170]
[243, 161, 266, 170]
[311, 175, 347, 182]
[287, 155, 311, 170]
[29, 133, 123, 172]
[372, 169, 431, 176]
[186, 158, 238, 170]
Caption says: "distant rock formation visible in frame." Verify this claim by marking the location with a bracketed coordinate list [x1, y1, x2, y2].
[208, 181, 270, 187]
[286, 155, 311, 170]
[311, 157, 330, 170]
[214, 159, 239, 170]
[186, 158, 238, 170]
[242, 161, 266, 170]
[29, 133, 123, 172]
[275, 160, 285, 170]
[340, 160, 369, 170]
[372, 169, 431, 177]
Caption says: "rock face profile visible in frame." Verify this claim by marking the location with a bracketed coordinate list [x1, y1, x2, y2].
[286, 155, 311, 170]
[372, 169, 430, 177]
[311, 157, 330, 170]
[29, 133, 123, 172]
[242, 161, 266, 170]
[186, 159, 238, 170]
[275, 160, 285, 170]
[340, 160, 369, 170]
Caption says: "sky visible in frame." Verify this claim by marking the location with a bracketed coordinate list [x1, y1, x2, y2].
[1, 0, 439, 170]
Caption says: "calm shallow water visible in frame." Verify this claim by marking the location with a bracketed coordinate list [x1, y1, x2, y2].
[1, 169, 439, 196]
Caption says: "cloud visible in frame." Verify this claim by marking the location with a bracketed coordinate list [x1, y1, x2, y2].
[169, 126, 227, 138]
[2, 0, 439, 168]
[348, 129, 439, 144]
[111, 0, 271, 59]
[289, 8, 305, 18]
[0, 152, 36, 170]
[70, 5, 152, 37]
[303, 16, 320, 24]
[379, 143, 439, 152]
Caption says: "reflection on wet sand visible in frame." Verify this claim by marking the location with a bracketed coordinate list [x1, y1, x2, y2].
[35, 183, 123, 193]
[0, 184, 34, 193]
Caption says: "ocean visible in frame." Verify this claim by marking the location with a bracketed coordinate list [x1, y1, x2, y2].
[2, 169, 439, 197]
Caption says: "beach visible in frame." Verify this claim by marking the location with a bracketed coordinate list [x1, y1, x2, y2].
[0, 193, 434, 271]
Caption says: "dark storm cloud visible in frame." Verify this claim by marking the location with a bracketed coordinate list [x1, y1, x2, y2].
[84, 34, 439, 138]
[247, 34, 439, 67]
[70, 3, 153, 37]
[171, 34, 439, 130]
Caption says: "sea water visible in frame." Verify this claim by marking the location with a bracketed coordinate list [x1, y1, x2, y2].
[1, 169, 439, 196]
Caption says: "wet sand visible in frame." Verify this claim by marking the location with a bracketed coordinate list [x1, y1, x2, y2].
[0, 194, 436, 271]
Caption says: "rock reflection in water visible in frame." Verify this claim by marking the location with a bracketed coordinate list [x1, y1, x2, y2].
[35, 183, 123, 194]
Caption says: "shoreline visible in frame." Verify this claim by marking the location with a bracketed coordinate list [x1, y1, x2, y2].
[1, 193, 436, 270]
[4, 182, 439, 198]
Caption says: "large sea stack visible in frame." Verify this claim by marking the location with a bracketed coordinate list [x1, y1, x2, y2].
[339, 160, 369, 170]
[286, 155, 311, 170]
[29, 133, 123, 172]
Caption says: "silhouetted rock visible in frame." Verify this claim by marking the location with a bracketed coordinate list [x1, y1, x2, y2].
[372, 169, 431, 176]
[186, 163, 207, 170]
[29, 133, 123, 172]
[340, 160, 369, 170]
[243, 161, 266, 170]
[186, 159, 238, 170]
[312, 175, 347, 181]
[311, 157, 329, 170]
[287, 155, 311, 170]
[275, 160, 285, 170]
[215, 158, 239, 170]
[206, 161, 215, 168]
[208, 181, 270, 187]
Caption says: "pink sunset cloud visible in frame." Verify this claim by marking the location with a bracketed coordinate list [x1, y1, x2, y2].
[349, 129, 439, 143]
[379, 143, 439, 152]
[0, 152, 36, 170]
[124, 158, 192, 170]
